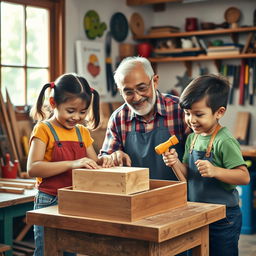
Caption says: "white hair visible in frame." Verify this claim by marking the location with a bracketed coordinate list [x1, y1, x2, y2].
[114, 57, 154, 88]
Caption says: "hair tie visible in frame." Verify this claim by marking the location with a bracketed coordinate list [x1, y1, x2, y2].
[90, 87, 94, 93]
[50, 82, 55, 89]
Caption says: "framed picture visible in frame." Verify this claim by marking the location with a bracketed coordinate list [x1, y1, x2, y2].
[76, 40, 107, 95]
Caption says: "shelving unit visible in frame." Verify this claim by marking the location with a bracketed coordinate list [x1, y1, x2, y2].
[149, 53, 256, 63]
[127, 0, 181, 5]
[134, 27, 256, 40]
[134, 26, 256, 73]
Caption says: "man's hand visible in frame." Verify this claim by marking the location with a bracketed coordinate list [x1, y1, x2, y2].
[97, 155, 114, 168]
[111, 150, 132, 167]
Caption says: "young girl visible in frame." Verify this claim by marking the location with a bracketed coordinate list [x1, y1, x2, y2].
[163, 74, 250, 256]
[27, 73, 113, 256]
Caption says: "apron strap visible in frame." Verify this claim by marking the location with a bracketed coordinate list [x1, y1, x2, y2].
[205, 123, 222, 157]
[45, 121, 84, 148]
[75, 126, 84, 147]
[189, 123, 222, 157]
[45, 121, 62, 147]
[190, 133, 198, 154]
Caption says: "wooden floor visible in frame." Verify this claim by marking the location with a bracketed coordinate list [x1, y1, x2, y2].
[239, 234, 256, 256]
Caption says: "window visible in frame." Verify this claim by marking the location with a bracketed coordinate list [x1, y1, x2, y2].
[0, 0, 64, 106]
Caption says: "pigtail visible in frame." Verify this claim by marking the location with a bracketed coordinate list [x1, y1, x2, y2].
[90, 88, 100, 129]
[30, 83, 53, 121]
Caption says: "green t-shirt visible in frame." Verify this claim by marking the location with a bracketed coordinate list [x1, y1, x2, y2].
[183, 127, 245, 169]
[183, 126, 246, 207]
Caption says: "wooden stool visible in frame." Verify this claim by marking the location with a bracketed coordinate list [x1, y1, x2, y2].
[0, 244, 11, 256]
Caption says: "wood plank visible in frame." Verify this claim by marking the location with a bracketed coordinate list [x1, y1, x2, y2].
[134, 26, 256, 39]
[0, 178, 36, 185]
[12, 245, 34, 255]
[148, 53, 256, 63]
[0, 90, 20, 174]
[13, 251, 26, 256]
[27, 202, 225, 243]
[0, 186, 24, 194]
[0, 181, 34, 189]
[58, 180, 186, 222]
[15, 223, 33, 241]
[13, 240, 35, 250]
[44, 228, 62, 256]
[0, 188, 36, 208]
[6, 90, 23, 163]
[0, 243, 11, 253]
[192, 225, 209, 256]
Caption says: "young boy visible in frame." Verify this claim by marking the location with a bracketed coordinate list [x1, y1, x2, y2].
[163, 74, 250, 256]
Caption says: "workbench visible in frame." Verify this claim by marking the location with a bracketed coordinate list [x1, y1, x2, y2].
[27, 202, 225, 256]
[0, 188, 36, 256]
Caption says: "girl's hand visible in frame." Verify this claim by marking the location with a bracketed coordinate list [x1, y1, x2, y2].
[72, 157, 100, 169]
[97, 155, 114, 168]
[195, 159, 216, 178]
[162, 148, 178, 167]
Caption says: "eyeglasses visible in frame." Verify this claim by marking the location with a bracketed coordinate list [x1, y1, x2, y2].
[121, 78, 153, 99]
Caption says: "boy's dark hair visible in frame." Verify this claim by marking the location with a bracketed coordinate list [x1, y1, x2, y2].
[179, 74, 230, 113]
[30, 73, 100, 129]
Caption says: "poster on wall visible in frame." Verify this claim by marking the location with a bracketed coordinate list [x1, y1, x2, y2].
[76, 40, 107, 95]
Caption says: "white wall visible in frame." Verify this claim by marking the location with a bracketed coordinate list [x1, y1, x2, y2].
[65, 0, 256, 145]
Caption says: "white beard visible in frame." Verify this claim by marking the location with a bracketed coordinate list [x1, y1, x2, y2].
[126, 85, 156, 116]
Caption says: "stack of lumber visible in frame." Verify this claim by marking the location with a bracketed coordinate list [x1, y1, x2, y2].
[0, 178, 36, 194]
[0, 90, 33, 175]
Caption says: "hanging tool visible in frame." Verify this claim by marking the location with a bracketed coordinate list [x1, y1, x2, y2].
[105, 31, 118, 96]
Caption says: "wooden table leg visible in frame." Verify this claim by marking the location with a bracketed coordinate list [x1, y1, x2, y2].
[192, 225, 209, 256]
[44, 228, 63, 256]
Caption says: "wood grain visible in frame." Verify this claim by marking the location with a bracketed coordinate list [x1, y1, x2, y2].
[27, 202, 225, 243]
[73, 167, 149, 194]
[58, 180, 186, 222]
[6, 90, 23, 162]
[0, 90, 20, 173]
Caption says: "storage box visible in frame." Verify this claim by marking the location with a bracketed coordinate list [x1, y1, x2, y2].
[72, 167, 149, 195]
[238, 171, 256, 234]
[58, 180, 187, 222]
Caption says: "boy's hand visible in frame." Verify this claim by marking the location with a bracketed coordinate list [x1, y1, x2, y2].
[163, 148, 178, 167]
[195, 159, 216, 177]
[97, 155, 114, 168]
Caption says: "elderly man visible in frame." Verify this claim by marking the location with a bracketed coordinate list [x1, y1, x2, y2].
[100, 56, 188, 180]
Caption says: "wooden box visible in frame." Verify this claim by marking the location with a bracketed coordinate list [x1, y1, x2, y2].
[58, 180, 187, 222]
[72, 167, 149, 195]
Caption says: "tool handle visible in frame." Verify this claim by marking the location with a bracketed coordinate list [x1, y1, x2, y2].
[171, 165, 186, 182]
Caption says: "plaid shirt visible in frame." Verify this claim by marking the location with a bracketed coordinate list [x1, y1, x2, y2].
[100, 91, 188, 155]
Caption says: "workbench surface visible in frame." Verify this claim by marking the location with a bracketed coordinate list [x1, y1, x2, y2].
[27, 202, 225, 255]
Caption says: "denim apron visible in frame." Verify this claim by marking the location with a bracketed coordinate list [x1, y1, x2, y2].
[124, 116, 184, 180]
[34, 122, 85, 256]
[188, 124, 241, 256]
